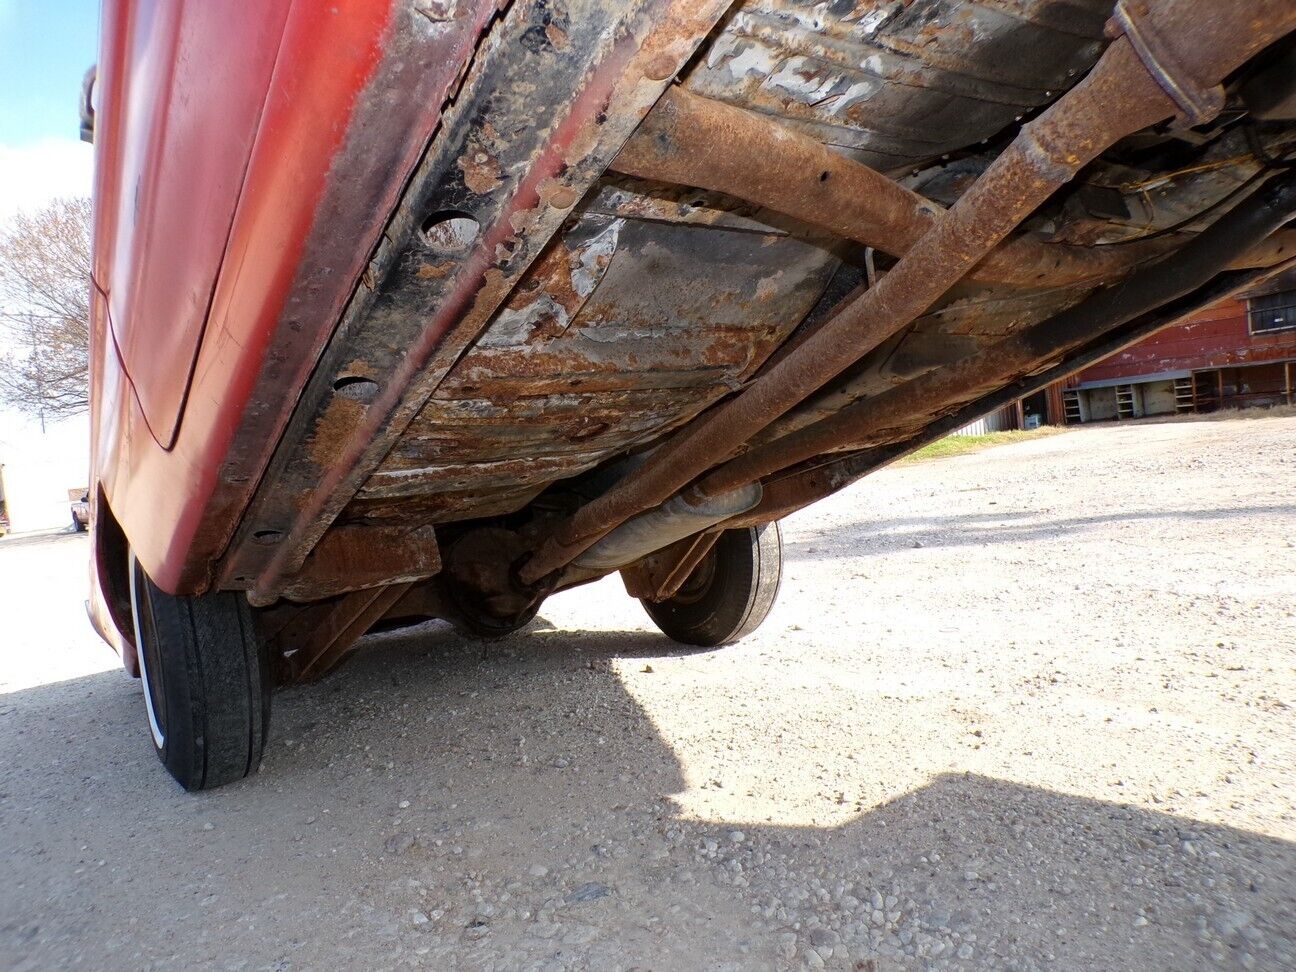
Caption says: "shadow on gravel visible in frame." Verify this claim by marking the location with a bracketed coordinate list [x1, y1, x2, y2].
[784, 503, 1296, 560]
[3, 616, 1294, 970]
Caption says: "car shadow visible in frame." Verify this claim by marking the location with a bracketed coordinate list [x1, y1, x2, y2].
[2, 618, 1293, 971]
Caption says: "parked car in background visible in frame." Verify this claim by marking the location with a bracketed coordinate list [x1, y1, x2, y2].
[69, 489, 89, 533]
[84, 0, 1296, 789]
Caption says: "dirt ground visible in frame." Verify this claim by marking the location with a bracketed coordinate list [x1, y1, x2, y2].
[2, 415, 1293, 972]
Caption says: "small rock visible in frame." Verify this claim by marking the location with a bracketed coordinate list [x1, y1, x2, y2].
[565, 882, 610, 903]
[957, 943, 974, 960]
[551, 756, 570, 769]
[384, 833, 417, 855]
[1213, 910, 1253, 937]
[562, 925, 599, 946]
[808, 928, 839, 950]
[777, 933, 797, 961]
[412, 911, 429, 926]
[398, 800, 410, 809]
[201, 822, 214, 831]
[729, 831, 746, 843]
[528, 864, 549, 878]
[1133, 916, 1149, 928]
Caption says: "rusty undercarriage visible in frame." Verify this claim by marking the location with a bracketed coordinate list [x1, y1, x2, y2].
[230, 0, 1296, 680]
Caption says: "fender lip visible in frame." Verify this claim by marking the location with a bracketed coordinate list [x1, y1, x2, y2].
[87, 572, 136, 677]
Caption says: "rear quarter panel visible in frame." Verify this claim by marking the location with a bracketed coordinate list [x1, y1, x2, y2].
[94, 0, 292, 447]
[90, 1, 494, 640]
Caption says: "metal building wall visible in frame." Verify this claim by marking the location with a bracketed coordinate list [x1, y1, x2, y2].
[950, 403, 1019, 437]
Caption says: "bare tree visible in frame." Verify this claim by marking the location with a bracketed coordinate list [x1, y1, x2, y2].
[0, 197, 93, 428]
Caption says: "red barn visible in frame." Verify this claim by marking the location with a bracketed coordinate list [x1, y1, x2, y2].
[1034, 271, 1296, 424]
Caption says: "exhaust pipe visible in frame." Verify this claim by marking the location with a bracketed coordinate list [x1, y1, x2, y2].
[573, 482, 760, 570]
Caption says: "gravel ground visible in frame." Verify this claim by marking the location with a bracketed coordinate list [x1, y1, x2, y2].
[1, 415, 1294, 971]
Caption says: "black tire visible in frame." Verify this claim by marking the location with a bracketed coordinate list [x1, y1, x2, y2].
[640, 523, 782, 647]
[73, 513, 87, 532]
[128, 552, 270, 790]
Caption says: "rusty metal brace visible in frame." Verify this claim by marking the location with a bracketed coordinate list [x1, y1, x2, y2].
[1108, 0, 1224, 128]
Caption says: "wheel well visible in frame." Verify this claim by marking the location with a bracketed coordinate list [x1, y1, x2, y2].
[93, 487, 135, 656]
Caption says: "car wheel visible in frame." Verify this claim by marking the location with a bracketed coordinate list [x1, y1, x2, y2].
[639, 523, 782, 647]
[73, 515, 87, 532]
[128, 551, 271, 790]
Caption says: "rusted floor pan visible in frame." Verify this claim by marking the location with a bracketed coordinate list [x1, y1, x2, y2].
[216, 0, 1296, 605]
[345, 202, 838, 526]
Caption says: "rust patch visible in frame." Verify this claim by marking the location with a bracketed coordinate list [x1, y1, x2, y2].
[339, 357, 380, 380]
[562, 417, 611, 441]
[306, 396, 367, 469]
[643, 50, 678, 81]
[540, 177, 579, 210]
[545, 22, 569, 50]
[416, 260, 457, 280]
[459, 140, 503, 195]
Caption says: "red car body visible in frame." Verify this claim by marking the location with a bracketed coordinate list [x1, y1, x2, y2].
[87, 0, 1296, 681]
[77, 0, 1296, 793]
[87, 0, 493, 667]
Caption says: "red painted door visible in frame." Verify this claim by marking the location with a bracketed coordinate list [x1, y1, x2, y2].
[95, 0, 292, 447]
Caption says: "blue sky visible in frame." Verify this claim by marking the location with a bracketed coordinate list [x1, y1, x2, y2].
[0, 0, 100, 145]
[0, 0, 99, 219]
[0, 0, 99, 448]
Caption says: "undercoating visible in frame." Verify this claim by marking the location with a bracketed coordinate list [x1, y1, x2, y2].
[342, 0, 1124, 531]
[219, 0, 1296, 608]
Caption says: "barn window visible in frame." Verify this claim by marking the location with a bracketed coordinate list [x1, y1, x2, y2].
[1248, 290, 1296, 334]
